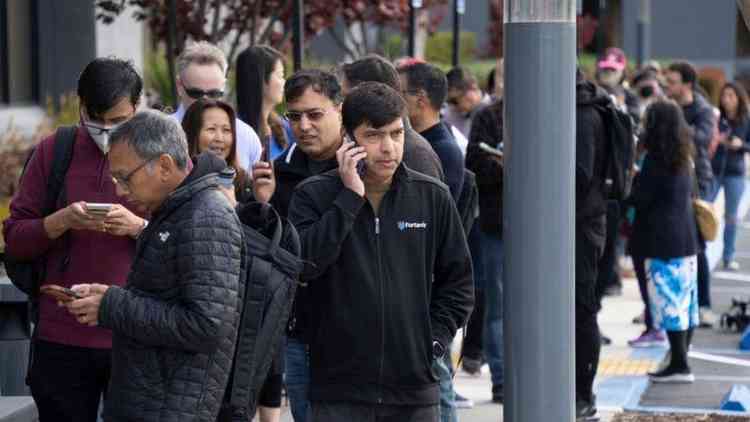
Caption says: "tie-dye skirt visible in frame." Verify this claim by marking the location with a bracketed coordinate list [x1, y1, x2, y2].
[646, 255, 699, 331]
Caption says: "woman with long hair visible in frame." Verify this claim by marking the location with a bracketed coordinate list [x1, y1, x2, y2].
[629, 100, 699, 383]
[236, 45, 295, 161]
[711, 81, 750, 270]
[182, 99, 254, 204]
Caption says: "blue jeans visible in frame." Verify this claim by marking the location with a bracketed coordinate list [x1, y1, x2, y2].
[479, 230, 504, 389]
[285, 337, 311, 422]
[433, 356, 457, 422]
[712, 175, 746, 263]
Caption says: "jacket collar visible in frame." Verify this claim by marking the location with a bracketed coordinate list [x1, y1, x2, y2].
[275, 143, 338, 179]
[153, 153, 225, 218]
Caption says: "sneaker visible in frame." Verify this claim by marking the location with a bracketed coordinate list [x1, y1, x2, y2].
[461, 356, 482, 376]
[575, 399, 599, 421]
[454, 393, 474, 409]
[724, 260, 741, 271]
[491, 385, 504, 404]
[627, 330, 667, 348]
[699, 307, 717, 328]
[649, 366, 695, 383]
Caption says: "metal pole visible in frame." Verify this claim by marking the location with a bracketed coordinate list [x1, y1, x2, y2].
[452, 0, 463, 67]
[293, 0, 304, 71]
[636, 0, 651, 68]
[408, 0, 420, 57]
[504, 1, 577, 421]
[166, 0, 178, 109]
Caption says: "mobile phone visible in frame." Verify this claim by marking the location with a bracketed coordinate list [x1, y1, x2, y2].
[346, 136, 367, 177]
[40, 284, 82, 302]
[479, 142, 504, 158]
[86, 203, 113, 215]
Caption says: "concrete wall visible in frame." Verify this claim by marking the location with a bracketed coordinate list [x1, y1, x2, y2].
[621, 0, 738, 78]
[96, 12, 146, 75]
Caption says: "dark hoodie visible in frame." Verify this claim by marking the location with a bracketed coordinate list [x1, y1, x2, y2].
[576, 80, 609, 248]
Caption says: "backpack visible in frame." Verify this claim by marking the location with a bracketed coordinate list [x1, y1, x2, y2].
[220, 202, 303, 421]
[4, 126, 77, 298]
[593, 100, 635, 202]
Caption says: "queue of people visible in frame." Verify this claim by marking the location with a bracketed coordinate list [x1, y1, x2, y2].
[3, 39, 747, 422]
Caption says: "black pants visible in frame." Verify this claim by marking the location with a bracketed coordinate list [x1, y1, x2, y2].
[576, 232, 603, 404]
[632, 252, 654, 331]
[28, 339, 111, 422]
[311, 401, 439, 422]
[461, 224, 486, 361]
[595, 201, 621, 308]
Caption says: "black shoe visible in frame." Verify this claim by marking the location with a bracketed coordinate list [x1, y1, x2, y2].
[648, 365, 695, 383]
[491, 385, 503, 403]
[461, 356, 482, 375]
[575, 399, 598, 421]
[600, 334, 612, 346]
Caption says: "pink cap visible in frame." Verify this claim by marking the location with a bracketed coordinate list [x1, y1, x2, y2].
[597, 48, 626, 71]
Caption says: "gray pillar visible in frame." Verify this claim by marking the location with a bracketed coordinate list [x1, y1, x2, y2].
[503, 1, 577, 421]
[636, 0, 651, 67]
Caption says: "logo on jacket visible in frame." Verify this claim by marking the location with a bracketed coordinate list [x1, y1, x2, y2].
[397, 221, 428, 231]
[158, 231, 170, 242]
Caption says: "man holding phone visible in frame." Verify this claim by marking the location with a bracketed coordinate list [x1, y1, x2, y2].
[3, 58, 146, 421]
[288, 82, 473, 422]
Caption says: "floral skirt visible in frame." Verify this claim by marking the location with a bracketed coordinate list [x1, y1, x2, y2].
[646, 255, 699, 331]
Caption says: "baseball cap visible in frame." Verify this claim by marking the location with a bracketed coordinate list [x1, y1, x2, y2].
[597, 47, 626, 71]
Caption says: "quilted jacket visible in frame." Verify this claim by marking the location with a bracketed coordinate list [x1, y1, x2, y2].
[98, 153, 244, 422]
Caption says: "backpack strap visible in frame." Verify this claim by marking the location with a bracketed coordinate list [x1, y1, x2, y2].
[43, 126, 77, 215]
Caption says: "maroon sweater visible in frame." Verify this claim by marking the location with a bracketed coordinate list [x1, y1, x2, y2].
[3, 128, 139, 349]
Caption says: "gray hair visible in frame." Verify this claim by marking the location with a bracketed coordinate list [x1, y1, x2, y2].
[109, 110, 190, 170]
[177, 41, 228, 76]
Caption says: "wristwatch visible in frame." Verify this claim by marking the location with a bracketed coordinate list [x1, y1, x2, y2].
[432, 340, 445, 360]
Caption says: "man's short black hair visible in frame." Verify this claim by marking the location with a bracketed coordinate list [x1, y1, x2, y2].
[668, 61, 698, 87]
[77, 58, 142, 119]
[399, 63, 448, 111]
[446, 66, 477, 92]
[284, 69, 343, 104]
[340, 55, 401, 91]
[343, 82, 405, 136]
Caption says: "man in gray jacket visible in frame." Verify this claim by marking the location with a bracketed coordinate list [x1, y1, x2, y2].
[65, 110, 243, 422]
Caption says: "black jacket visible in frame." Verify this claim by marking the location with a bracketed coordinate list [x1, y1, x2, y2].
[419, 121, 465, 201]
[467, 99, 503, 237]
[576, 80, 609, 249]
[403, 118, 447, 183]
[99, 153, 243, 422]
[288, 165, 474, 406]
[682, 94, 716, 197]
[628, 155, 698, 259]
[712, 115, 750, 177]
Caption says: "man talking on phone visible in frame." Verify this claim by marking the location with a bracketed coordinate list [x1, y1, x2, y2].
[288, 82, 473, 422]
[3, 58, 146, 422]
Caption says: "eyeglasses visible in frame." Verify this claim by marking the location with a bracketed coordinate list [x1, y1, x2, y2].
[285, 108, 330, 124]
[184, 87, 225, 100]
[111, 158, 154, 191]
[82, 120, 119, 135]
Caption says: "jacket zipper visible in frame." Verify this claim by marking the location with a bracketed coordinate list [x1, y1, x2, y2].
[374, 214, 384, 404]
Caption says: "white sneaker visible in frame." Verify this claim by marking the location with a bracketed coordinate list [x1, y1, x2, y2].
[699, 307, 717, 328]
[454, 393, 474, 409]
[649, 368, 695, 384]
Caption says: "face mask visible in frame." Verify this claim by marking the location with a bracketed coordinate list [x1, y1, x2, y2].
[82, 113, 117, 154]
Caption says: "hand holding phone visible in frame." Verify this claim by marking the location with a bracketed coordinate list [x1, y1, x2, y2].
[336, 137, 366, 197]
[40, 284, 82, 302]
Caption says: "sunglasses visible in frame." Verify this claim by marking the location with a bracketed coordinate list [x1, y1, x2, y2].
[285, 108, 330, 123]
[184, 87, 225, 100]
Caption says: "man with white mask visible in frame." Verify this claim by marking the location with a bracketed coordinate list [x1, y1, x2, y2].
[3, 57, 146, 421]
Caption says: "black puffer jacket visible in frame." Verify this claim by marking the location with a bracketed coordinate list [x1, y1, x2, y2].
[99, 153, 244, 422]
[682, 94, 716, 197]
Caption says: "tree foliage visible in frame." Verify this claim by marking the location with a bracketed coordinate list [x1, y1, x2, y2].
[96, 0, 449, 62]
